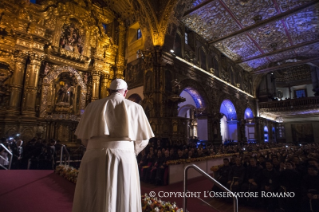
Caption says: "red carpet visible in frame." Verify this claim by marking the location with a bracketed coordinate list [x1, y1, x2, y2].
[0, 170, 217, 212]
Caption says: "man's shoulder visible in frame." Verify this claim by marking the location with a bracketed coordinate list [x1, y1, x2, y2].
[124, 98, 143, 109]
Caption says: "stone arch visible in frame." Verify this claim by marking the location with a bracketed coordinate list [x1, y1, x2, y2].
[178, 79, 210, 112]
[40, 66, 87, 117]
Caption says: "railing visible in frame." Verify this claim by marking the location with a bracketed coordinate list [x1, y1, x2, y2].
[183, 164, 238, 212]
[259, 96, 319, 112]
[57, 145, 83, 166]
[0, 143, 13, 170]
[59, 145, 71, 166]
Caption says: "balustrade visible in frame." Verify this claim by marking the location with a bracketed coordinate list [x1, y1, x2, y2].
[259, 96, 319, 112]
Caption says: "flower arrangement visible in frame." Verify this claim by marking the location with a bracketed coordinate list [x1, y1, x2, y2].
[141, 193, 182, 212]
[55, 165, 79, 184]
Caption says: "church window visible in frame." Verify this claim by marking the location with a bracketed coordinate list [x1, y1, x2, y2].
[295, 89, 307, 98]
[30, 0, 36, 3]
[102, 23, 108, 34]
[185, 32, 188, 44]
[137, 28, 142, 40]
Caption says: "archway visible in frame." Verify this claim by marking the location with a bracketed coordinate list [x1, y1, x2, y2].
[40, 66, 87, 118]
[244, 107, 255, 142]
[264, 126, 269, 142]
[220, 99, 237, 143]
[178, 87, 207, 141]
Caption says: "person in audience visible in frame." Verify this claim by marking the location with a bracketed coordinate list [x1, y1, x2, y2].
[260, 160, 280, 211]
[278, 161, 301, 212]
[177, 149, 186, 159]
[212, 158, 231, 191]
[227, 157, 245, 192]
[301, 165, 319, 212]
[149, 150, 164, 184]
[169, 148, 176, 160]
[155, 150, 170, 185]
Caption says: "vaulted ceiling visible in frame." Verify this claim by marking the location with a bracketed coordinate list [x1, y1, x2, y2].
[181, 0, 319, 73]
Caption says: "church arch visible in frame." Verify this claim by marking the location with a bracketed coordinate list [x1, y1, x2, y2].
[178, 84, 208, 141]
[220, 99, 238, 143]
[244, 107, 255, 142]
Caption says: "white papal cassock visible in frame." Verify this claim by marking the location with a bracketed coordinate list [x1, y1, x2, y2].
[72, 92, 154, 212]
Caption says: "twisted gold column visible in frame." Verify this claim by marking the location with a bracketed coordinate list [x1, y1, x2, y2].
[22, 54, 43, 117]
[8, 53, 28, 116]
[91, 71, 101, 102]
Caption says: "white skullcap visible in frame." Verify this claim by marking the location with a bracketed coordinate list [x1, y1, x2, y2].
[109, 79, 128, 90]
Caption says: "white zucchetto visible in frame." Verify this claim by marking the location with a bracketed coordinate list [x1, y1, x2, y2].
[109, 79, 128, 90]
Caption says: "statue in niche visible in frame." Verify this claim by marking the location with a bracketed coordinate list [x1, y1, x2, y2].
[60, 23, 84, 54]
[56, 82, 74, 106]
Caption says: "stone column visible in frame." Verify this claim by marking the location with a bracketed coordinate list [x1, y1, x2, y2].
[115, 19, 125, 79]
[8, 53, 28, 116]
[22, 54, 43, 117]
[91, 71, 100, 102]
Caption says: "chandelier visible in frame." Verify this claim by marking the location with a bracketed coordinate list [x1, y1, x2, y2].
[276, 116, 283, 123]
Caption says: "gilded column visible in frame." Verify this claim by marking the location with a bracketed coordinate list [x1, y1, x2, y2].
[100, 64, 111, 98]
[91, 71, 101, 102]
[115, 19, 125, 79]
[8, 53, 28, 115]
[22, 53, 43, 117]
[100, 74, 110, 98]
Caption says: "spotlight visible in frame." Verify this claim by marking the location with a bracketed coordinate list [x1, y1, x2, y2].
[16, 134, 20, 136]
[9, 137, 13, 140]
[170, 49, 174, 53]
[285, 145, 288, 148]
[243, 148, 246, 150]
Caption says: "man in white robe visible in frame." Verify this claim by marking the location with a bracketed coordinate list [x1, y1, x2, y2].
[72, 79, 154, 212]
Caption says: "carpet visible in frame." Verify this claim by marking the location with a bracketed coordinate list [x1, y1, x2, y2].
[0, 170, 219, 212]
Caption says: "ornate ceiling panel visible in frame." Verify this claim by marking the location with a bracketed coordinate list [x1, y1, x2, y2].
[284, 5, 319, 45]
[268, 50, 296, 62]
[188, 0, 208, 10]
[181, 0, 319, 72]
[240, 57, 269, 71]
[248, 20, 291, 53]
[276, 0, 315, 13]
[182, 1, 240, 41]
[294, 42, 319, 58]
[214, 34, 261, 61]
[222, 0, 277, 27]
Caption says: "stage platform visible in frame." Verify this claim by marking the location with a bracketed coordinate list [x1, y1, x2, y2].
[0, 170, 263, 212]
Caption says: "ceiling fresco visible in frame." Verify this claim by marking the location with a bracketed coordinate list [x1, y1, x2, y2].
[182, 0, 319, 73]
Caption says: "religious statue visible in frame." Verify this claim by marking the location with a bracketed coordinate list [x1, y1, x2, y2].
[56, 83, 74, 106]
[60, 23, 84, 54]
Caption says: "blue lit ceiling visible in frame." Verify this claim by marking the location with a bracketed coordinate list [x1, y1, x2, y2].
[220, 99, 237, 120]
[182, 0, 319, 73]
[244, 108, 254, 119]
[183, 87, 205, 109]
